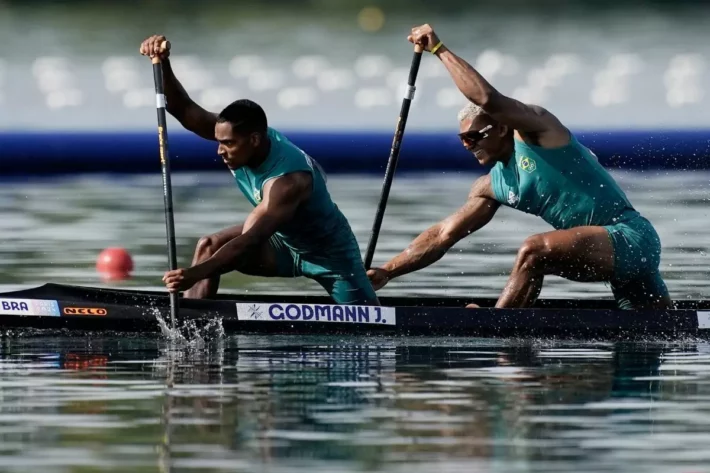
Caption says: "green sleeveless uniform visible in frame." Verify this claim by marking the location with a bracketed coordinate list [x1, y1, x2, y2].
[488, 133, 669, 309]
[231, 127, 378, 305]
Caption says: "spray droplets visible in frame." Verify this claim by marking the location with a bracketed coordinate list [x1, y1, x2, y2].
[153, 308, 225, 347]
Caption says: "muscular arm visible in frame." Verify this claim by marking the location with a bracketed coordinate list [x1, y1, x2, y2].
[161, 59, 217, 141]
[382, 174, 500, 279]
[192, 172, 312, 277]
[434, 46, 569, 145]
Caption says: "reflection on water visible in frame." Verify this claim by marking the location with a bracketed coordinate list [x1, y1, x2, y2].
[0, 336, 708, 472]
[1, 171, 710, 300]
[2, 170, 709, 469]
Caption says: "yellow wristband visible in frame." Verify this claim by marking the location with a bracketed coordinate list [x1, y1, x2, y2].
[430, 41, 443, 54]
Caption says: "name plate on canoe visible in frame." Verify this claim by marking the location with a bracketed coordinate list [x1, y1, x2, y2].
[0, 298, 61, 317]
[236, 302, 396, 326]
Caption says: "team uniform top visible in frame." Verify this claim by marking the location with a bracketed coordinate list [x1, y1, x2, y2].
[232, 127, 355, 259]
[230, 127, 378, 305]
[488, 132, 669, 308]
[489, 133, 638, 229]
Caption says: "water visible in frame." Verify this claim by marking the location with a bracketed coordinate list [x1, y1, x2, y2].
[2, 170, 710, 471]
[0, 336, 709, 472]
[1, 170, 709, 300]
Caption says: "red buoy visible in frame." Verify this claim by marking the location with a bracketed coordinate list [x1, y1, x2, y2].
[96, 247, 134, 281]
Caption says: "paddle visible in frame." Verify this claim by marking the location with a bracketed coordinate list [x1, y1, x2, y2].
[151, 40, 179, 329]
[363, 44, 424, 269]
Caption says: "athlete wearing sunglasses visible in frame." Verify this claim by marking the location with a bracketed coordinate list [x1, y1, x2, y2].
[366, 23, 672, 311]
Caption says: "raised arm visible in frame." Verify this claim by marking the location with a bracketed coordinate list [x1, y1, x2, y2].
[407, 24, 569, 145]
[140, 35, 217, 141]
[368, 175, 500, 289]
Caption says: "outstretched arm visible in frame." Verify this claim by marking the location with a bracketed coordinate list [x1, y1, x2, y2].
[140, 35, 217, 141]
[194, 172, 312, 277]
[408, 25, 569, 144]
[375, 175, 500, 283]
[163, 172, 312, 292]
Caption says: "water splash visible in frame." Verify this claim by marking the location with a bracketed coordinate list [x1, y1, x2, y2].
[149, 307, 225, 347]
[154, 310, 188, 344]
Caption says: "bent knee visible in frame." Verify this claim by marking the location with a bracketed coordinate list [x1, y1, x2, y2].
[195, 235, 220, 256]
[515, 235, 551, 272]
[195, 225, 245, 255]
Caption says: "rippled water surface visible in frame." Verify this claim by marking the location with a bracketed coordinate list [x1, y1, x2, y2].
[2, 171, 710, 471]
[2, 171, 710, 300]
[0, 337, 709, 472]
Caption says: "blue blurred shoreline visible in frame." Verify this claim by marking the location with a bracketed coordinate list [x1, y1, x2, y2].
[2, 0, 708, 174]
[2, 129, 709, 175]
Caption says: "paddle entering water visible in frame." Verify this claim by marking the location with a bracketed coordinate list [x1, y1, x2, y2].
[363, 44, 423, 269]
[151, 40, 179, 329]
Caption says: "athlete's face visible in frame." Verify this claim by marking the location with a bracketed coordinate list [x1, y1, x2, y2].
[458, 116, 510, 166]
[215, 122, 262, 169]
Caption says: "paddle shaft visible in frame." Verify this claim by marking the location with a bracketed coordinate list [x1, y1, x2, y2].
[363, 44, 423, 269]
[151, 41, 179, 328]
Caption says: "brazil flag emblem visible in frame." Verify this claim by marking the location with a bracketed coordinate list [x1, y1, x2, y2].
[520, 156, 537, 173]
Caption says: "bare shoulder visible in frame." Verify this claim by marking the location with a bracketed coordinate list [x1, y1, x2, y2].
[513, 103, 570, 148]
[469, 174, 496, 200]
[263, 172, 313, 202]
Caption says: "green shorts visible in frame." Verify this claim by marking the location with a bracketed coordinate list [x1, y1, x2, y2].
[267, 234, 379, 306]
[603, 215, 670, 309]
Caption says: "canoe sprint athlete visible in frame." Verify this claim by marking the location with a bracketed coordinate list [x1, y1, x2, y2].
[139, 35, 379, 306]
[367, 24, 672, 310]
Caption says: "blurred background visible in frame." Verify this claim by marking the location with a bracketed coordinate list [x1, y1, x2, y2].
[0, 0, 709, 299]
[1, 0, 709, 131]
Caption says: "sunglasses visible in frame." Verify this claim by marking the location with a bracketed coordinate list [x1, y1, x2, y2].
[458, 124, 493, 145]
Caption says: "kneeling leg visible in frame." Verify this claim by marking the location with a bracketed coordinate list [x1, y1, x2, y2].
[184, 224, 285, 299]
[496, 226, 615, 308]
[611, 271, 673, 310]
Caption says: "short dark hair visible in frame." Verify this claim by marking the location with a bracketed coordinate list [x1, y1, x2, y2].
[217, 99, 268, 134]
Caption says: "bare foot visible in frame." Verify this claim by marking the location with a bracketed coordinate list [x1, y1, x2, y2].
[465, 303, 480, 309]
